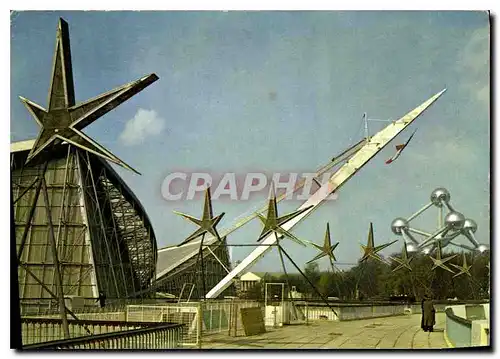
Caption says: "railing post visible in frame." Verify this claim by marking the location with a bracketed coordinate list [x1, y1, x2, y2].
[197, 302, 202, 349]
[306, 301, 309, 325]
[209, 306, 213, 333]
[228, 300, 232, 336]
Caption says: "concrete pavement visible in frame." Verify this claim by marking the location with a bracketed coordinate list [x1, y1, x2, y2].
[199, 313, 449, 349]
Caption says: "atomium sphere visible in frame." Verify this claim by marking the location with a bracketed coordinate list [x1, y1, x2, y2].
[444, 211, 466, 231]
[430, 187, 451, 207]
[391, 218, 409, 235]
[478, 244, 489, 253]
[406, 243, 417, 252]
[463, 219, 478, 233]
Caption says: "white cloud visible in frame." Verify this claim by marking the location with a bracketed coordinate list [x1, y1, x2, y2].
[456, 26, 490, 107]
[119, 109, 166, 146]
[407, 136, 477, 168]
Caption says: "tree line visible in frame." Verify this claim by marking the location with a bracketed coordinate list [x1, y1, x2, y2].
[240, 250, 490, 301]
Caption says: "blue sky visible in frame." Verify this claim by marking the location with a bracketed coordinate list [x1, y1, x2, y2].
[11, 11, 490, 272]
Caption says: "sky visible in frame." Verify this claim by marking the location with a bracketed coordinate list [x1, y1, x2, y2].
[10, 11, 490, 273]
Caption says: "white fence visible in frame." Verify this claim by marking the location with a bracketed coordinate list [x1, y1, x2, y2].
[295, 304, 411, 322]
[126, 300, 262, 347]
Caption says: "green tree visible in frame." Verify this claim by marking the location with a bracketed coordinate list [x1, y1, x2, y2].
[303, 262, 321, 298]
[317, 272, 332, 297]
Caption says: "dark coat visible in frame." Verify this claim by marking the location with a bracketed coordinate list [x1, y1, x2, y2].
[421, 298, 436, 328]
[97, 292, 106, 307]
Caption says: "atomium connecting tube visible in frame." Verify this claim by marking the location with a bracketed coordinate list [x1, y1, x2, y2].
[406, 227, 432, 237]
[462, 219, 480, 248]
[401, 229, 419, 245]
[444, 201, 455, 213]
[407, 201, 434, 222]
[463, 230, 480, 248]
[439, 229, 463, 247]
[417, 225, 449, 249]
[450, 242, 477, 252]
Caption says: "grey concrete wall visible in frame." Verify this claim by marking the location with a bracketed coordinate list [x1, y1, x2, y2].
[445, 304, 490, 348]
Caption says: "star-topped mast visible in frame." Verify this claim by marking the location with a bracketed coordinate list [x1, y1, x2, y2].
[429, 241, 457, 273]
[306, 223, 339, 269]
[256, 184, 313, 246]
[19, 18, 159, 174]
[389, 241, 414, 272]
[360, 222, 396, 263]
[449, 252, 472, 278]
[174, 187, 225, 247]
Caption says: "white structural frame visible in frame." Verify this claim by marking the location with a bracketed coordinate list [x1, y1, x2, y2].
[206, 89, 447, 299]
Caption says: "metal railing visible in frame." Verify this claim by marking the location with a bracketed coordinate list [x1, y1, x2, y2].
[20, 297, 151, 318]
[21, 317, 171, 345]
[22, 322, 185, 350]
[125, 299, 262, 347]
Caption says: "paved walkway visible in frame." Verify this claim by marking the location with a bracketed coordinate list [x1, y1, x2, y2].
[200, 313, 448, 349]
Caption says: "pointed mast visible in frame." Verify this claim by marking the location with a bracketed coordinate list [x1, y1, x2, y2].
[206, 89, 447, 299]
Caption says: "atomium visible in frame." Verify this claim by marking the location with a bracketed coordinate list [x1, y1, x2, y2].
[391, 187, 487, 253]
[444, 211, 465, 231]
[463, 219, 478, 233]
[430, 187, 451, 207]
[391, 217, 409, 235]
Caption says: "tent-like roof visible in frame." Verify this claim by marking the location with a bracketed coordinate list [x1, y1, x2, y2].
[156, 235, 220, 279]
[11, 139, 36, 153]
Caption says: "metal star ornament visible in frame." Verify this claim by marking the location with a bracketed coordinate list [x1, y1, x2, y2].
[449, 252, 472, 278]
[256, 184, 313, 246]
[174, 187, 225, 246]
[359, 222, 397, 263]
[306, 223, 339, 268]
[389, 241, 414, 272]
[19, 18, 159, 174]
[429, 241, 457, 273]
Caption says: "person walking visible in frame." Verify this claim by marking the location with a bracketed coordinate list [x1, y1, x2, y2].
[96, 291, 106, 308]
[421, 294, 436, 332]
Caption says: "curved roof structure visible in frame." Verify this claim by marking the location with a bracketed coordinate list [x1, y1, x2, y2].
[12, 18, 160, 313]
[12, 140, 157, 312]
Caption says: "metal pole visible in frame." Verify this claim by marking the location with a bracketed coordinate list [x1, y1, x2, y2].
[227, 299, 232, 336]
[444, 202, 455, 212]
[98, 171, 130, 295]
[407, 227, 433, 237]
[51, 145, 71, 302]
[277, 244, 338, 317]
[417, 225, 449, 249]
[16, 178, 43, 262]
[74, 153, 99, 300]
[12, 176, 39, 205]
[16, 161, 48, 263]
[84, 151, 121, 297]
[363, 113, 369, 140]
[207, 246, 230, 273]
[407, 202, 434, 222]
[41, 177, 70, 339]
[200, 233, 206, 300]
[329, 257, 342, 299]
[197, 302, 202, 349]
[275, 233, 298, 322]
[188, 239, 202, 300]
[306, 300, 309, 325]
[438, 205, 443, 228]
[10, 176, 22, 349]
[20, 264, 94, 335]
